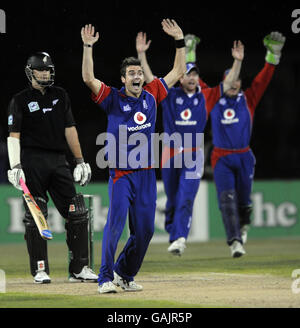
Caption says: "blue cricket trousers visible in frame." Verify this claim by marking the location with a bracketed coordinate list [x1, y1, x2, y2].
[161, 149, 203, 243]
[213, 150, 255, 245]
[98, 168, 156, 285]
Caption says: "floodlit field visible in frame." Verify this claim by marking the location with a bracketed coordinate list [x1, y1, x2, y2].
[0, 238, 300, 308]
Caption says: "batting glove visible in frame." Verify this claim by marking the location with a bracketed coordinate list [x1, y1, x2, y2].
[73, 159, 92, 186]
[263, 31, 286, 65]
[185, 34, 200, 63]
[8, 165, 25, 191]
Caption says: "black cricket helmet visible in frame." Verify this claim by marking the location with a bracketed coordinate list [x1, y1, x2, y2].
[25, 52, 55, 87]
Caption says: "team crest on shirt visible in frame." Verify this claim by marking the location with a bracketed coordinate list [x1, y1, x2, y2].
[134, 112, 147, 125]
[219, 98, 227, 106]
[123, 104, 132, 112]
[28, 101, 40, 112]
[193, 98, 199, 106]
[176, 97, 184, 105]
[221, 108, 239, 124]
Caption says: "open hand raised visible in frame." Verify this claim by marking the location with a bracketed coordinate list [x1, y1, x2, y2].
[161, 19, 184, 40]
[81, 24, 99, 46]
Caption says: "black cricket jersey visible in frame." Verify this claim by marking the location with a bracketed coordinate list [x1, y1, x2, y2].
[8, 86, 76, 152]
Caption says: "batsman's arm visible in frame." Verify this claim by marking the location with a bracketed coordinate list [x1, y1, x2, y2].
[223, 40, 244, 93]
[65, 127, 83, 160]
[81, 24, 102, 96]
[161, 19, 186, 89]
[136, 32, 155, 83]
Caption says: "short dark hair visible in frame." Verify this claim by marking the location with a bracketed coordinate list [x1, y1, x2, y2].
[120, 57, 142, 77]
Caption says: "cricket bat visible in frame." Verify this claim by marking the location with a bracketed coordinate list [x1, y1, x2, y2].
[19, 178, 53, 240]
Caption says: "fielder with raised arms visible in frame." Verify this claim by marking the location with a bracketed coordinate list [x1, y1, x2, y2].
[136, 32, 244, 256]
[81, 19, 186, 294]
[209, 32, 286, 257]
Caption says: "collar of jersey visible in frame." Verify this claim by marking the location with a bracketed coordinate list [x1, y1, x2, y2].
[28, 84, 52, 95]
[119, 86, 145, 102]
[179, 85, 201, 96]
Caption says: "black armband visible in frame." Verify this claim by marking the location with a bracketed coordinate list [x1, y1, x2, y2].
[83, 44, 92, 48]
[175, 39, 185, 49]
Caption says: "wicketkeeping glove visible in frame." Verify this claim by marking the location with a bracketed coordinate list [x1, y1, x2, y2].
[73, 159, 92, 186]
[263, 31, 286, 65]
[7, 165, 26, 191]
[185, 34, 200, 63]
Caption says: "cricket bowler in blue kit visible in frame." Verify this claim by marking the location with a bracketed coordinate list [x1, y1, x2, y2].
[136, 33, 244, 255]
[210, 32, 286, 257]
[81, 20, 186, 294]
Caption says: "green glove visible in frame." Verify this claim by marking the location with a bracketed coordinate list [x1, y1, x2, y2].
[185, 34, 200, 63]
[263, 31, 286, 65]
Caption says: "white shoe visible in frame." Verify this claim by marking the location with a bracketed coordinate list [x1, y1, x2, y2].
[241, 225, 250, 244]
[34, 271, 51, 284]
[69, 266, 98, 282]
[230, 240, 246, 258]
[98, 281, 117, 294]
[113, 272, 143, 292]
[167, 237, 186, 256]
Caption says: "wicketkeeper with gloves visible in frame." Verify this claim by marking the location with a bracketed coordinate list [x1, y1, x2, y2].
[7, 52, 97, 283]
[209, 32, 286, 257]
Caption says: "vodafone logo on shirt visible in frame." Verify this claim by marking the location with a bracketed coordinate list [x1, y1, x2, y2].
[175, 109, 196, 126]
[221, 108, 239, 124]
[180, 109, 192, 121]
[224, 109, 235, 119]
[134, 112, 147, 125]
[127, 112, 151, 132]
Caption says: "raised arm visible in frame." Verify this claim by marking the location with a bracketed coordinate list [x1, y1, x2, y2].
[136, 32, 154, 83]
[223, 40, 244, 93]
[244, 31, 286, 117]
[161, 19, 186, 88]
[81, 24, 102, 96]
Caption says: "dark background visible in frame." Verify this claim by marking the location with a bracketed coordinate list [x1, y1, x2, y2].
[0, 1, 299, 182]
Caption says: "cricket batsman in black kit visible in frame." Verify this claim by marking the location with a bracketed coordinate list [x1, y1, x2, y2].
[7, 52, 98, 283]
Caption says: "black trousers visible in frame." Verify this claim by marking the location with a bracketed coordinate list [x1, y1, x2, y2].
[21, 148, 88, 276]
[22, 148, 76, 217]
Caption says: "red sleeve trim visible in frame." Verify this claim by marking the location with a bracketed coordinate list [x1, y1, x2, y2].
[91, 83, 112, 104]
[198, 78, 209, 89]
[202, 85, 221, 116]
[144, 78, 169, 105]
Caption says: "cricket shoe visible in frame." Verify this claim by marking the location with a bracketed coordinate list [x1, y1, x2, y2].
[98, 281, 117, 294]
[69, 266, 98, 282]
[34, 271, 51, 284]
[230, 241, 246, 258]
[167, 237, 186, 256]
[240, 225, 250, 244]
[113, 272, 143, 292]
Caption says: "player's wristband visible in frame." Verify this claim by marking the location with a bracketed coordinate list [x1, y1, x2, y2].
[75, 158, 84, 164]
[175, 39, 185, 49]
[265, 50, 280, 65]
[83, 44, 92, 48]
